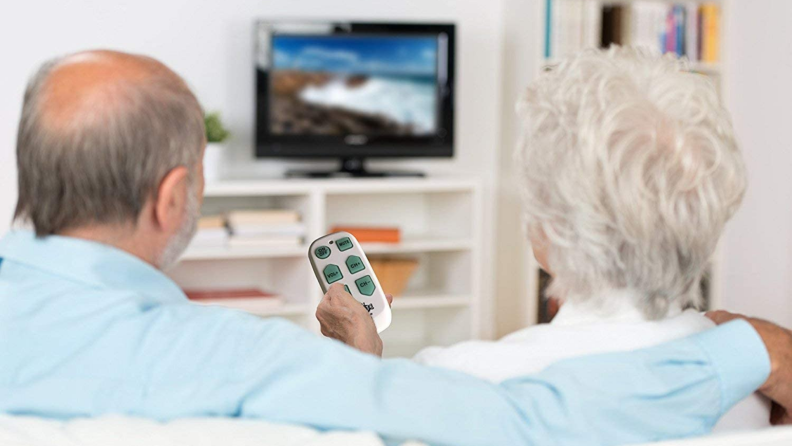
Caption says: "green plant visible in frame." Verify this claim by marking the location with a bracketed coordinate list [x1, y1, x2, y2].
[205, 112, 230, 143]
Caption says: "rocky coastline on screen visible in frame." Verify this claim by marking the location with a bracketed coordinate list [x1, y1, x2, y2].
[270, 70, 413, 135]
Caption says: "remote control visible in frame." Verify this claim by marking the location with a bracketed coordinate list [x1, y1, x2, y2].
[308, 231, 392, 333]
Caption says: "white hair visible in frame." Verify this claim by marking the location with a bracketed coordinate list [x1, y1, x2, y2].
[515, 47, 746, 319]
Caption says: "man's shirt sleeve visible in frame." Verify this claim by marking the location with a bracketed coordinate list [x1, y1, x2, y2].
[134, 305, 769, 446]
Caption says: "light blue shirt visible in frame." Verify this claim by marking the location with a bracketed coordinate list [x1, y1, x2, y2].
[0, 231, 771, 446]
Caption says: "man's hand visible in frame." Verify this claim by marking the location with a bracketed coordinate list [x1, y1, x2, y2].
[707, 310, 792, 425]
[316, 283, 393, 357]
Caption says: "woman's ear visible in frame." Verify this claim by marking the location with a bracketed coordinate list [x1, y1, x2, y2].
[153, 166, 190, 233]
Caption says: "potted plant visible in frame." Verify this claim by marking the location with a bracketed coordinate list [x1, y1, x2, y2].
[204, 112, 230, 183]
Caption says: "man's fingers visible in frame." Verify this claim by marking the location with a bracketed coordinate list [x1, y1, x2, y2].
[327, 283, 346, 297]
[386, 294, 393, 307]
[705, 310, 746, 325]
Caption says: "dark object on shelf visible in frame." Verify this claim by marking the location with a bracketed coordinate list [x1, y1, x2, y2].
[255, 21, 456, 177]
[537, 269, 560, 324]
[600, 5, 625, 49]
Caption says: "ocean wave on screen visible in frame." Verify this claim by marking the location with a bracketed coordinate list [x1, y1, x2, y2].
[299, 76, 437, 133]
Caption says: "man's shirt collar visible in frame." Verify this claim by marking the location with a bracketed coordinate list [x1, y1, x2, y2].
[0, 230, 186, 304]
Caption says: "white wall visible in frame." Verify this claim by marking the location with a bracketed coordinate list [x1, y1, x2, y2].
[0, 0, 504, 335]
[719, 0, 792, 325]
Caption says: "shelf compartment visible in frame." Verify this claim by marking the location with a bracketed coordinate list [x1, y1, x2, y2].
[180, 245, 307, 261]
[168, 257, 313, 308]
[179, 237, 471, 261]
[380, 306, 472, 359]
[392, 294, 470, 310]
[326, 191, 476, 241]
[362, 237, 472, 254]
[190, 299, 307, 317]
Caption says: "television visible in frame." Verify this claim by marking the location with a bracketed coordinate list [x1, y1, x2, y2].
[255, 21, 455, 177]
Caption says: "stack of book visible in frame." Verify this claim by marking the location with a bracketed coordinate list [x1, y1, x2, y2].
[190, 215, 229, 249]
[545, 1, 721, 64]
[226, 209, 305, 248]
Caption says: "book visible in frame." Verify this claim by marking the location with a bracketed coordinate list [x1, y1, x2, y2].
[226, 209, 301, 227]
[198, 215, 225, 230]
[185, 288, 278, 300]
[185, 288, 285, 313]
[685, 2, 699, 60]
[189, 228, 229, 248]
[600, 5, 625, 49]
[330, 226, 401, 244]
[701, 3, 720, 63]
[546, 1, 719, 64]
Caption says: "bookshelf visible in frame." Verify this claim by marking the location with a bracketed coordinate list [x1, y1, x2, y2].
[526, 0, 728, 325]
[169, 177, 485, 358]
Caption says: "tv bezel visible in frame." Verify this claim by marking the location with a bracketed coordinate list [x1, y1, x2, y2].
[255, 21, 456, 159]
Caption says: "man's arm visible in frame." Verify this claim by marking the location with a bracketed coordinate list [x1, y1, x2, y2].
[126, 301, 769, 446]
[707, 310, 792, 425]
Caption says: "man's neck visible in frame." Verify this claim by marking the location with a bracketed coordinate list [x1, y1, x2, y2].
[57, 224, 160, 267]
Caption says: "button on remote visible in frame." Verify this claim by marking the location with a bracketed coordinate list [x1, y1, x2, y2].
[355, 275, 375, 296]
[346, 255, 365, 274]
[336, 237, 353, 251]
[323, 264, 343, 284]
[314, 245, 331, 259]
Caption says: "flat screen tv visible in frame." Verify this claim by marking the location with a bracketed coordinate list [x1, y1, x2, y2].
[255, 21, 455, 176]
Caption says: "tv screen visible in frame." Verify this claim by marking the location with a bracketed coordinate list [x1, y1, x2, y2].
[271, 34, 438, 136]
[256, 22, 455, 159]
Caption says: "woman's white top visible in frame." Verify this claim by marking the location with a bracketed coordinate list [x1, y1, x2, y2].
[413, 290, 770, 433]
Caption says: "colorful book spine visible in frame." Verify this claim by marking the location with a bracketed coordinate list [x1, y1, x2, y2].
[674, 6, 685, 56]
[545, 0, 553, 58]
[701, 3, 720, 63]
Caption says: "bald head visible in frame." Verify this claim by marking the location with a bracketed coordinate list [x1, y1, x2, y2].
[40, 50, 184, 130]
[15, 50, 205, 236]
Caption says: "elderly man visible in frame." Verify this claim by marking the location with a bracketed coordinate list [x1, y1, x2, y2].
[1, 50, 791, 446]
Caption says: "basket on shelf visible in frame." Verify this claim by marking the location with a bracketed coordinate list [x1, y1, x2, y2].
[369, 257, 419, 297]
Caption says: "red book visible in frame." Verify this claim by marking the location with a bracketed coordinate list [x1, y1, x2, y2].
[184, 288, 277, 301]
[330, 226, 401, 243]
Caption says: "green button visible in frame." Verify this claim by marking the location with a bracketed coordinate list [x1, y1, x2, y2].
[355, 275, 376, 296]
[323, 264, 343, 284]
[344, 284, 351, 294]
[345, 255, 365, 274]
[314, 245, 331, 259]
[336, 237, 353, 251]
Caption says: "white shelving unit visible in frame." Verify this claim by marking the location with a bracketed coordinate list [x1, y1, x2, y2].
[169, 177, 484, 358]
[524, 0, 728, 325]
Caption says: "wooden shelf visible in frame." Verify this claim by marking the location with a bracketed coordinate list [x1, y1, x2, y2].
[392, 294, 470, 310]
[180, 245, 307, 261]
[542, 58, 721, 75]
[191, 299, 308, 317]
[179, 237, 472, 261]
[170, 177, 485, 357]
[363, 238, 473, 254]
[203, 177, 480, 198]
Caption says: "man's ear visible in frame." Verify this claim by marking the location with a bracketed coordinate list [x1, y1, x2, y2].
[153, 166, 190, 232]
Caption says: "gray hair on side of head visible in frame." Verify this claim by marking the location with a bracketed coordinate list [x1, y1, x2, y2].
[14, 53, 205, 236]
[515, 46, 747, 320]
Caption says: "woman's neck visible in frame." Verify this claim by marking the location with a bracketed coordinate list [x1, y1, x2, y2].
[551, 289, 684, 326]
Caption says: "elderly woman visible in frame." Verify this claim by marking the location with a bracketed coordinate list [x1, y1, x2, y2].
[413, 47, 768, 432]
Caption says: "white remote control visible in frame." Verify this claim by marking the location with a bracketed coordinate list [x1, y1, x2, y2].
[308, 231, 392, 333]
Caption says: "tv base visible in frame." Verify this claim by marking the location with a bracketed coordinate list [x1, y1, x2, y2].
[286, 157, 425, 178]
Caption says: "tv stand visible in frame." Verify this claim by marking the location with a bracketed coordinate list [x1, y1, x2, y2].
[286, 157, 425, 178]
